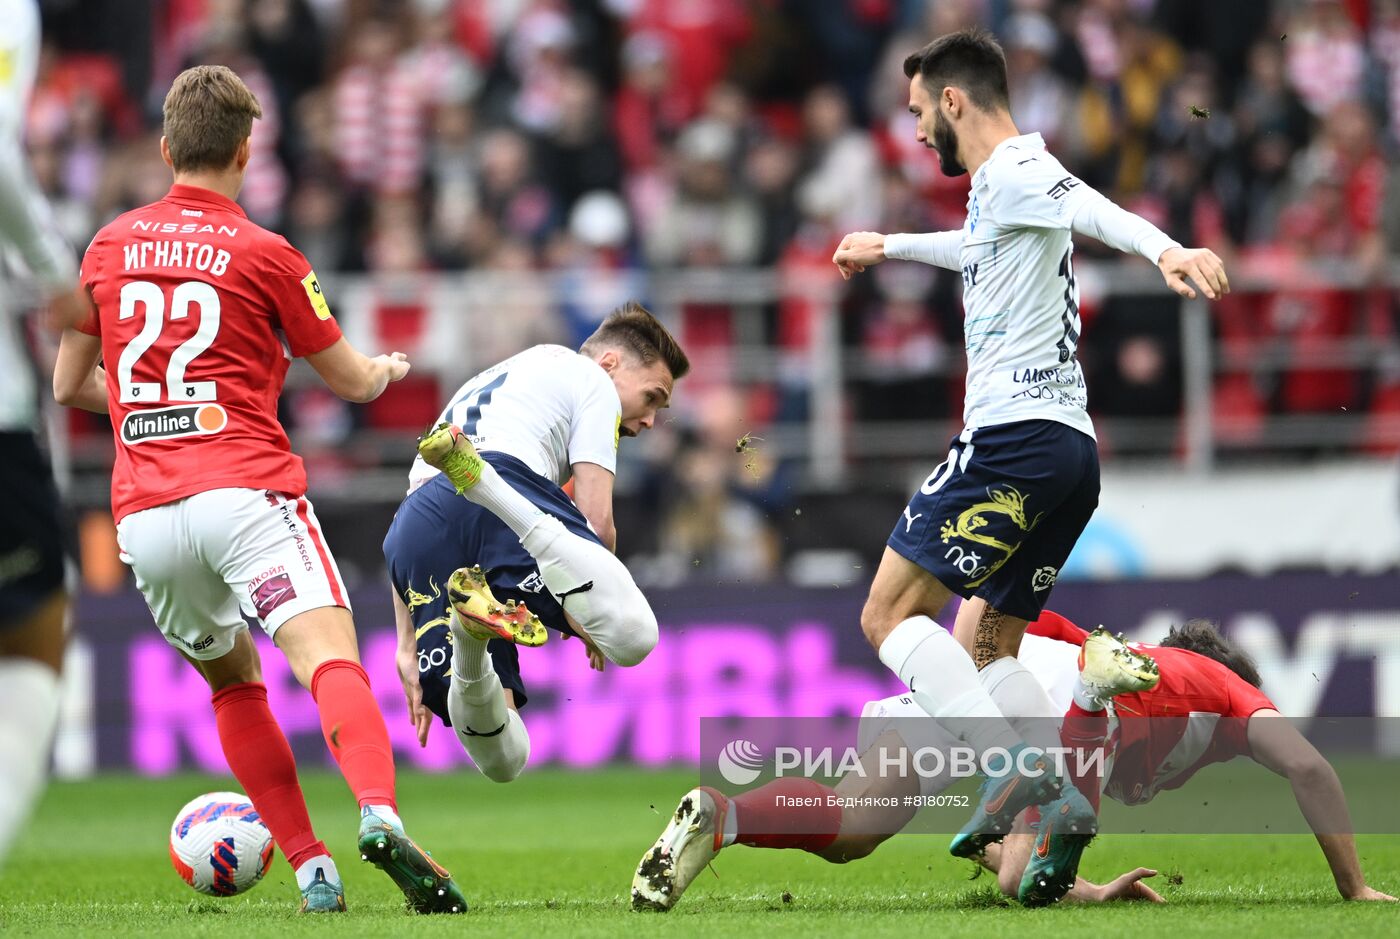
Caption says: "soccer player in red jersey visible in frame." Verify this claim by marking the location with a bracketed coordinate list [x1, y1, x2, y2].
[51, 65, 465, 914]
[634, 608, 1395, 909]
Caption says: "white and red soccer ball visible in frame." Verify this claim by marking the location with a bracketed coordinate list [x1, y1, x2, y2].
[169, 791, 274, 896]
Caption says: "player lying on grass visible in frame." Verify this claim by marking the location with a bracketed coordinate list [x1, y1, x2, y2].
[384, 302, 688, 782]
[634, 612, 1395, 909]
[52, 66, 464, 914]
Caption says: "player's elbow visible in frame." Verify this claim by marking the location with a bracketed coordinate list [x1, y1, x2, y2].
[52, 371, 83, 408]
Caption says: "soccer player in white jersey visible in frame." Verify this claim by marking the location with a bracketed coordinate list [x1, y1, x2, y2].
[383, 302, 687, 783]
[0, 0, 90, 871]
[828, 29, 1230, 904]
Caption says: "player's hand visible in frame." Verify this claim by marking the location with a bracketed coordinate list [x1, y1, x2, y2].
[580, 631, 606, 672]
[1346, 886, 1398, 901]
[396, 641, 433, 746]
[1158, 247, 1229, 301]
[378, 351, 411, 383]
[1097, 867, 1165, 903]
[44, 286, 92, 332]
[832, 231, 887, 280]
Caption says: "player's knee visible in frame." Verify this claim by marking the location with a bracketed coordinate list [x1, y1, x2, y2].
[821, 832, 885, 864]
[600, 602, 658, 667]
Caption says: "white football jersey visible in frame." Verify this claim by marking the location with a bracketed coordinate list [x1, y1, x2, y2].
[408, 344, 621, 490]
[1, 0, 76, 431]
[957, 132, 1095, 439]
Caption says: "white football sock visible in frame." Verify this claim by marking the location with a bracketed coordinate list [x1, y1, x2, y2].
[445, 617, 529, 784]
[448, 682, 530, 784]
[294, 853, 340, 890]
[877, 617, 1023, 756]
[459, 460, 547, 540]
[0, 658, 60, 870]
[522, 516, 657, 667]
[978, 656, 1062, 759]
[1072, 676, 1108, 712]
[449, 610, 492, 682]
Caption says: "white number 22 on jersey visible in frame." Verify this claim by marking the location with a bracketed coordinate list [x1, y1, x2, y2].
[117, 280, 221, 403]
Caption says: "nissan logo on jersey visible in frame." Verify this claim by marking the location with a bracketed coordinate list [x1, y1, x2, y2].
[121, 404, 227, 444]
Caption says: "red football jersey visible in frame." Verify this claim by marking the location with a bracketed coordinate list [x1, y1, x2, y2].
[78, 185, 342, 522]
[1027, 613, 1276, 804]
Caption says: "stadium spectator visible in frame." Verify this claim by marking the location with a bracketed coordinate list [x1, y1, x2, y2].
[17, 0, 1400, 544]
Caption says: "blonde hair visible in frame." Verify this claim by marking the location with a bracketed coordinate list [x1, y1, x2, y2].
[162, 65, 262, 173]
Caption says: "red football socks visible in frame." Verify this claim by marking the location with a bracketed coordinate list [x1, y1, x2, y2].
[730, 778, 842, 853]
[310, 659, 397, 811]
[211, 682, 326, 869]
[1060, 701, 1108, 813]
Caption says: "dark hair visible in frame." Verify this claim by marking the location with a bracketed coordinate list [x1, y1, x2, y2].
[902, 28, 1010, 113]
[1158, 619, 1263, 688]
[580, 300, 690, 380]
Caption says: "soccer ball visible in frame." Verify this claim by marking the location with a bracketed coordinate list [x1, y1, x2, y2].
[169, 791, 275, 896]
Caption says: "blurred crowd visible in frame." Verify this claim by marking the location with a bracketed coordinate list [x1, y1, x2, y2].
[27, 1, 1398, 266]
[25, 0, 1400, 583]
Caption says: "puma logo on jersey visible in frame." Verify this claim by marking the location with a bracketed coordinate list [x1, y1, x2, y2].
[120, 404, 227, 444]
[903, 506, 923, 533]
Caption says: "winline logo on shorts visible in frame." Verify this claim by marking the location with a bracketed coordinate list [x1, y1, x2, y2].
[121, 404, 227, 444]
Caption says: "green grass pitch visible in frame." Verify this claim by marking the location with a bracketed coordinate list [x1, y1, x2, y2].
[2, 769, 1396, 937]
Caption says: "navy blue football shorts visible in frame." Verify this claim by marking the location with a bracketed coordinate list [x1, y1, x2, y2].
[0, 432, 67, 630]
[382, 452, 603, 724]
[886, 419, 1099, 621]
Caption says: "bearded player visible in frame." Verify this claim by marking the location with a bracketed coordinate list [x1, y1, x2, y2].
[52, 66, 465, 914]
[829, 28, 1231, 904]
[634, 613, 1395, 909]
[384, 302, 687, 783]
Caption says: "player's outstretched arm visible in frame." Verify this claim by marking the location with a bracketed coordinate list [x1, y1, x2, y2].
[1066, 192, 1229, 301]
[1247, 709, 1397, 901]
[305, 337, 410, 403]
[832, 230, 963, 279]
[52, 327, 108, 414]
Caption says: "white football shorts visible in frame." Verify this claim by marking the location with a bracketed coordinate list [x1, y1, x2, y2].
[116, 488, 350, 660]
[856, 694, 961, 799]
